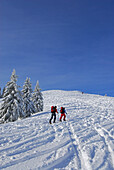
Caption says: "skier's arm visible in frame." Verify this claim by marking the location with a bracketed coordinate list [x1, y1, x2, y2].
[55, 108, 58, 113]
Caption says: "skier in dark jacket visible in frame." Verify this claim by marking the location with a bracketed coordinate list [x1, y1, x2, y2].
[49, 106, 58, 124]
[59, 107, 67, 121]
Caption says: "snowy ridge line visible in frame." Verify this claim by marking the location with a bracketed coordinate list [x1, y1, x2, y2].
[95, 126, 114, 168]
[66, 121, 92, 170]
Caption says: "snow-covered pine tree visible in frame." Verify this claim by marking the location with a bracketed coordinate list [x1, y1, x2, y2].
[22, 77, 35, 117]
[32, 80, 43, 112]
[2, 87, 6, 97]
[0, 69, 25, 123]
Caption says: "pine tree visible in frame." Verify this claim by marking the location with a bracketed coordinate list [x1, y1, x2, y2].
[32, 81, 43, 112]
[0, 69, 25, 123]
[2, 87, 6, 97]
[22, 77, 35, 117]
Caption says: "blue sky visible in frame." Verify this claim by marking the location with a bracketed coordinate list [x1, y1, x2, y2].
[0, 0, 114, 96]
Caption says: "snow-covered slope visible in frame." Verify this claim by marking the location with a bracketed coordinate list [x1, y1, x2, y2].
[0, 90, 114, 170]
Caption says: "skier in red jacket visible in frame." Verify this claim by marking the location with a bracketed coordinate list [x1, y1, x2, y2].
[59, 107, 67, 121]
[49, 106, 58, 124]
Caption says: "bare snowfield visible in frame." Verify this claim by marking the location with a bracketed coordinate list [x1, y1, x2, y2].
[0, 90, 114, 170]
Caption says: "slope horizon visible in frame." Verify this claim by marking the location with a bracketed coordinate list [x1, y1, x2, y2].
[42, 89, 114, 97]
[1, 83, 114, 98]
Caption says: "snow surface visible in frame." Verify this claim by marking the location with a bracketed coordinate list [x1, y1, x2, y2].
[0, 90, 114, 170]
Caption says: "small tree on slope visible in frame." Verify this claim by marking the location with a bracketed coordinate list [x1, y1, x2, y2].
[0, 69, 25, 123]
[22, 77, 35, 117]
[32, 81, 43, 112]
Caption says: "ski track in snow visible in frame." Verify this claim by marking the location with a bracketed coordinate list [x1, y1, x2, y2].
[95, 125, 114, 167]
[66, 121, 92, 170]
[0, 90, 114, 170]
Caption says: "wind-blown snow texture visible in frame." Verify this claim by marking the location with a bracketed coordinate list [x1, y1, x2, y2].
[0, 90, 114, 170]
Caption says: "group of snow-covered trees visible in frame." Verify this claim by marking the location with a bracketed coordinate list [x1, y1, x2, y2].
[0, 69, 43, 124]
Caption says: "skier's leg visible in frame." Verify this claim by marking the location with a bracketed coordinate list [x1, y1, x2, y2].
[60, 114, 64, 121]
[49, 113, 53, 124]
[63, 114, 66, 121]
[53, 113, 56, 123]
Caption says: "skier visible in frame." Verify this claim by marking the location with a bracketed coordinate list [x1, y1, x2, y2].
[49, 106, 58, 124]
[59, 107, 67, 121]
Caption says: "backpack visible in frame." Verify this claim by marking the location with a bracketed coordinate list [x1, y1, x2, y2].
[60, 107, 65, 114]
[51, 106, 56, 113]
